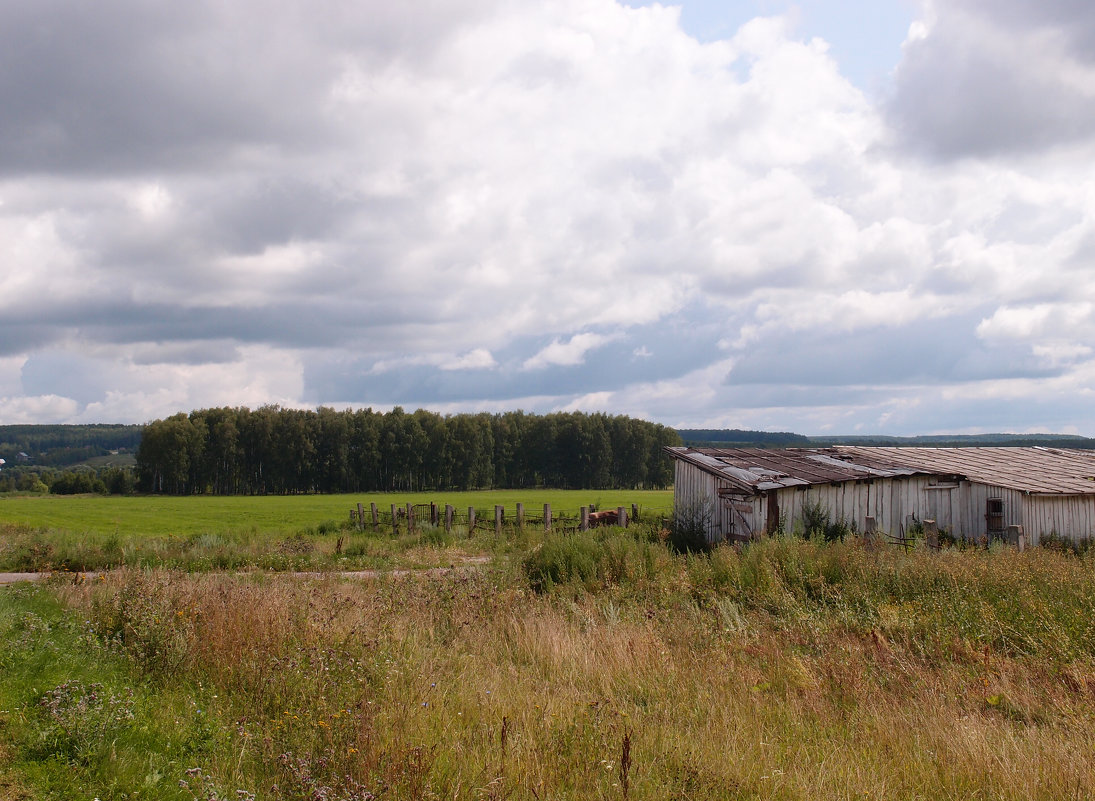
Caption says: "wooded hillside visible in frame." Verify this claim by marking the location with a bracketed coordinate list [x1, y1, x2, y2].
[0, 424, 141, 467]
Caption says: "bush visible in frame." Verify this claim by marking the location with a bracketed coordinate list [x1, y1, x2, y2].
[49, 471, 107, 495]
[1041, 530, 1095, 556]
[669, 500, 713, 552]
[524, 531, 667, 592]
[800, 500, 853, 542]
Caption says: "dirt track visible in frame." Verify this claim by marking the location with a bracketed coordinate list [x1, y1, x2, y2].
[0, 561, 489, 587]
[0, 573, 47, 586]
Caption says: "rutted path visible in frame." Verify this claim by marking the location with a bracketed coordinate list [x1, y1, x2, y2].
[0, 558, 491, 586]
[0, 573, 42, 586]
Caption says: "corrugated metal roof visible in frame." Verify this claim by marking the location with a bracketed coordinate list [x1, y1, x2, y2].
[833, 446, 1095, 496]
[667, 445, 1095, 496]
[665, 446, 924, 492]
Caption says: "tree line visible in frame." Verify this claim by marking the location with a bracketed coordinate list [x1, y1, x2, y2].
[136, 406, 681, 495]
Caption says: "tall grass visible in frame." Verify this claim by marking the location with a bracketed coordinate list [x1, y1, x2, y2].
[4, 537, 1095, 798]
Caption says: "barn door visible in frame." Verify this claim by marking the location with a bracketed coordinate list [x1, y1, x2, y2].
[926, 486, 955, 534]
[723, 496, 754, 541]
[765, 490, 780, 535]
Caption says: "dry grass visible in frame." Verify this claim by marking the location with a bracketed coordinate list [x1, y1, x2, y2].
[0, 744, 32, 801]
[39, 538, 1095, 800]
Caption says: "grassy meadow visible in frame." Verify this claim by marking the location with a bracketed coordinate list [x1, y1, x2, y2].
[0, 490, 673, 573]
[3, 495, 1095, 799]
[0, 490, 674, 537]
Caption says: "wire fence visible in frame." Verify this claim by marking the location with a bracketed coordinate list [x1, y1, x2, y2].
[347, 499, 658, 535]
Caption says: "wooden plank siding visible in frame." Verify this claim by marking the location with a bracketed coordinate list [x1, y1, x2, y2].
[675, 456, 1095, 546]
[673, 460, 736, 541]
[1024, 496, 1095, 545]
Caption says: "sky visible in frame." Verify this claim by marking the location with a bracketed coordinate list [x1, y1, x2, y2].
[2, 0, 1095, 436]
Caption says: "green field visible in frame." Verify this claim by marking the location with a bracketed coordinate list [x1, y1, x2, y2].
[0, 490, 674, 573]
[0, 489, 673, 538]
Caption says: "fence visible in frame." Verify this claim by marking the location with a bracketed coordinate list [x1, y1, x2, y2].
[348, 500, 646, 536]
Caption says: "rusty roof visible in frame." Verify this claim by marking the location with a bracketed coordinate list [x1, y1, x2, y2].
[665, 446, 925, 493]
[833, 446, 1095, 496]
[667, 445, 1095, 496]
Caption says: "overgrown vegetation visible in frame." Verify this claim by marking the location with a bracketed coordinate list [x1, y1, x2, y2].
[799, 499, 855, 542]
[4, 526, 1095, 798]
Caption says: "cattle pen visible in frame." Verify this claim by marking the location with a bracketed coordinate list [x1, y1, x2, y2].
[349, 500, 648, 536]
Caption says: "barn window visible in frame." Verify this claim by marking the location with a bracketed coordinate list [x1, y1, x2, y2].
[985, 498, 1004, 533]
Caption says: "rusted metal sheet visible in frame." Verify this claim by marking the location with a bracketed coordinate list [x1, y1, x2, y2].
[834, 446, 1095, 496]
[665, 446, 928, 492]
[668, 445, 1095, 497]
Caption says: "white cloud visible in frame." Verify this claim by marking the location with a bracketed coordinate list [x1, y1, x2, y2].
[523, 333, 622, 370]
[0, 395, 81, 425]
[442, 348, 498, 371]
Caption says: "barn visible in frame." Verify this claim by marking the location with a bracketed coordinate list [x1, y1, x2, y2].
[666, 446, 1095, 546]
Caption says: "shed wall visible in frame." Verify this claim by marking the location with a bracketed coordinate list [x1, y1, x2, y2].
[675, 460, 1095, 545]
[762, 478, 932, 538]
[673, 461, 735, 542]
[673, 451, 1095, 546]
[1023, 496, 1095, 545]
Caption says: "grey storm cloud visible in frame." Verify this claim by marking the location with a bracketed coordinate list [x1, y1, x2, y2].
[887, 0, 1095, 159]
[0, 0, 500, 174]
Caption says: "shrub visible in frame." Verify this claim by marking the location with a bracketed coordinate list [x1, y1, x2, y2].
[523, 531, 667, 591]
[49, 471, 108, 495]
[800, 500, 853, 542]
[669, 500, 713, 552]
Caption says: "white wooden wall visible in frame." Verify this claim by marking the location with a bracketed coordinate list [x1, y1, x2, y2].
[761, 479, 926, 538]
[673, 461, 735, 542]
[1023, 496, 1095, 545]
[674, 461, 1095, 545]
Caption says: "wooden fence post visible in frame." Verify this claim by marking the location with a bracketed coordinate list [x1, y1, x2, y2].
[391, 504, 399, 536]
[580, 506, 589, 532]
[407, 503, 415, 534]
[357, 503, 365, 531]
[495, 505, 504, 536]
[516, 502, 525, 530]
[431, 502, 438, 527]
[631, 503, 639, 523]
[543, 503, 551, 533]
[617, 506, 627, 528]
[864, 516, 878, 549]
[468, 506, 477, 532]
[370, 502, 378, 526]
[445, 504, 454, 534]
[1006, 524, 1025, 552]
[924, 518, 939, 551]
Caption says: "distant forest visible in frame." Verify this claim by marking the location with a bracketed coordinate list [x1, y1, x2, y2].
[678, 429, 810, 447]
[136, 407, 682, 495]
[0, 424, 141, 467]
[5, 419, 1094, 497]
[681, 429, 1095, 450]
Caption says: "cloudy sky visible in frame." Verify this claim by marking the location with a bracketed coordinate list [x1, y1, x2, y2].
[2, 0, 1094, 435]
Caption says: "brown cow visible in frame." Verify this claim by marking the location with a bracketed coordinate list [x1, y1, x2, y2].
[588, 509, 618, 527]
